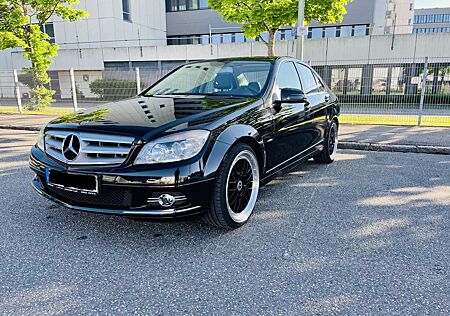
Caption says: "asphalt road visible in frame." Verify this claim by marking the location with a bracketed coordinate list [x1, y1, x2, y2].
[0, 129, 449, 316]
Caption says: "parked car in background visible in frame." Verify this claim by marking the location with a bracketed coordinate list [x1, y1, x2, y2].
[30, 57, 339, 229]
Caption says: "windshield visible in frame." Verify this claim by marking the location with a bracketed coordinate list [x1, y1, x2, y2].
[145, 60, 273, 97]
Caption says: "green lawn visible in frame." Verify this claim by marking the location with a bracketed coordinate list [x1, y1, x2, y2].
[0, 106, 73, 116]
[340, 114, 450, 127]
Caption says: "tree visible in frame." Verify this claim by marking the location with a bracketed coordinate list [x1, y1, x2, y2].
[0, 1, 88, 110]
[208, 0, 352, 57]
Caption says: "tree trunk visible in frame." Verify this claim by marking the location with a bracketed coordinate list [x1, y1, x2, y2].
[267, 29, 276, 57]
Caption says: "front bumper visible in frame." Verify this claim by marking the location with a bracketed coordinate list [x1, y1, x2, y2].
[30, 146, 214, 218]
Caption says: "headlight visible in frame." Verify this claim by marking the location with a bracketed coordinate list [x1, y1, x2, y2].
[134, 130, 210, 165]
[36, 126, 45, 151]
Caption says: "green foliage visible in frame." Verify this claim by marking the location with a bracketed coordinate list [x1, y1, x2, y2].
[0, 0, 88, 110]
[49, 109, 112, 124]
[208, 0, 352, 56]
[89, 79, 144, 100]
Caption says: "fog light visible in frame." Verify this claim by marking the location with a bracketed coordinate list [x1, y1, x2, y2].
[158, 194, 176, 207]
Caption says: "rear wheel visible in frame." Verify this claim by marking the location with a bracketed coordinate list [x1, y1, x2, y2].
[314, 120, 338, 164]
[204, 144, 260, 229]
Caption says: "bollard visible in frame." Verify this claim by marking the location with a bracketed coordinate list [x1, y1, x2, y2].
[136, 67, 141, 95]
[418, 57, 428, 126]
[69, 68, 78, 112]
[13, 70, 22, 114]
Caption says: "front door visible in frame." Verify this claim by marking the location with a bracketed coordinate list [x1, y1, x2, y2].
[265, 61, 314, 172]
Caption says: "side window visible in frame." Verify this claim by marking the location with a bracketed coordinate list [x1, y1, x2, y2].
[313, 72, 326, 92]
[296, 63, 319, 94]
[276, 62, 303, 91]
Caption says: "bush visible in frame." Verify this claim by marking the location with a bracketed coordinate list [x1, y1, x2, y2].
[89, 79, 142, 100]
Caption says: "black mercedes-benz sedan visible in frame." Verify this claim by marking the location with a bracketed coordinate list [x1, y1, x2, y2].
[30, 57, 339, 229]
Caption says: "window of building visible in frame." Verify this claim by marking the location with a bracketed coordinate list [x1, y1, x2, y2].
[201, 34, 209, 44]
[178, 0, 187, 11]
[104, 61, 130, 70]
[324, 27, 336, 38]
[311, 28, 323, 39]
[354, 25, 367, 36]
[188, 0, 198, 9]
[211, 34, 221, 44]
[372, 67, 389, 95]
[122, 0, 131, 21]
[235, 33, 245, 43]
[340, 26, 353, 37]
[347, 68, 362, 95]
[40, 23, 55, 43]
[296, 63, 319, 94]
[222, 33, 232, 43]
[166, 0, 209, 11]
[390, 67, 406, 95]
[331, 68, 345, 94]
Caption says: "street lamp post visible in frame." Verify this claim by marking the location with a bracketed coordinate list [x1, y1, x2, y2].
[295, 0, 305, 60]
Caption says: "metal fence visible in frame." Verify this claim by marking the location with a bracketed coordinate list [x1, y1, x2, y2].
[311, 57, 450, 127]
[1, 57, 449, 127]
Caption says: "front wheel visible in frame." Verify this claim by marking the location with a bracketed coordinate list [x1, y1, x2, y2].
[314, 120, 338, 164]
[204, 144, 260, 230]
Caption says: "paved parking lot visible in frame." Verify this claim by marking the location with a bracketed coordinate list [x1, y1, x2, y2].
[0, 129, 449, 315]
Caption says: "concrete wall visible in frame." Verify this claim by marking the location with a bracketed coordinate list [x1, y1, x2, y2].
[2, 33, 450, 73]
[166, 9, 240, 36]
[49, 0, 167, 49]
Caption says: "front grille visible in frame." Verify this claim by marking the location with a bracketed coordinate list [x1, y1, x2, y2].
[45, 130, 134, 165]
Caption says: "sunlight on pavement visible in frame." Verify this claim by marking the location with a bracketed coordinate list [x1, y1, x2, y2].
[343, 218, 411, 238]
[358, 186, 450, 207]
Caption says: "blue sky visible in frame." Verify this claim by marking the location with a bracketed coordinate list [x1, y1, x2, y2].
[415, 0, 450, 9]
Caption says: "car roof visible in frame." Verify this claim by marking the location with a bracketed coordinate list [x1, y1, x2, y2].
[186, 56, 295, 63]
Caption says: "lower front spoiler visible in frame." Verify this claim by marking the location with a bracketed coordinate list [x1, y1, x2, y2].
[32, 177, 205, 219]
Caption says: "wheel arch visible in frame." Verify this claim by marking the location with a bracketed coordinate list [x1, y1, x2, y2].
[203, 124, 266, 178]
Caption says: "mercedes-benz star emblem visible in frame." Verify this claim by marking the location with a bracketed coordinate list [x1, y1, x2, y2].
[62, 134, 80, 161]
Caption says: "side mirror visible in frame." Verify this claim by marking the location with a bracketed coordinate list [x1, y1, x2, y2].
[279, 88, 307, 103]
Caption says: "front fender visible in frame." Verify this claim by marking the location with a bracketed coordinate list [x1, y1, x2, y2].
[203, 124, 265, 178]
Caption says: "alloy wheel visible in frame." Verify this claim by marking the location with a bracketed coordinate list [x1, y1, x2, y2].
[225, 150, 259, 223]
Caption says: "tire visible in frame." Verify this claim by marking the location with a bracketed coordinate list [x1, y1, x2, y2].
[314, 120, 338, 164]
[204, 143, 260, 230]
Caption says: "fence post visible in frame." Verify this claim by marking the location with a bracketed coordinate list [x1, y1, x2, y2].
[418, 57, 428, 126]
[69, 68, 78, 112]
[13, 70, 22, 114]
[135, 67, 141, 95]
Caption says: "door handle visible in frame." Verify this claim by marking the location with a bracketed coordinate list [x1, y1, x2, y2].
[304, 101, 311, 112]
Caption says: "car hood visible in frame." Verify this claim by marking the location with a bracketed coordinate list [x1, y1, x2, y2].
[46, 95, 257, 141]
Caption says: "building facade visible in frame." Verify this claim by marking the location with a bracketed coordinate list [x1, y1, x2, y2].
[165, 0, 415, 45]
[413, 7, 450, 34]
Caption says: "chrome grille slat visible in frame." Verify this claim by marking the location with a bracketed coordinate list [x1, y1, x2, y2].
[83, 144, 131, 155]
[44, 130, 134, 165]
[46, 138, 63, 150]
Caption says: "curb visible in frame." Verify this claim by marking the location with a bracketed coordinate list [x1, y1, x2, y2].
[1, 125, 449, 155]
[339, 141, 450, 155]
[0, 125, 40, 131]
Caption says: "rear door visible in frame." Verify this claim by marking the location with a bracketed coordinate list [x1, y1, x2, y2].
[265, 61, 312, 172]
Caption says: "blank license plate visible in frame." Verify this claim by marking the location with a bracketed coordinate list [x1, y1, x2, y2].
[46, 168, 98, 195]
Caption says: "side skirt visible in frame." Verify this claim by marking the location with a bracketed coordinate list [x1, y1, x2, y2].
[260, 143, 323, 186]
